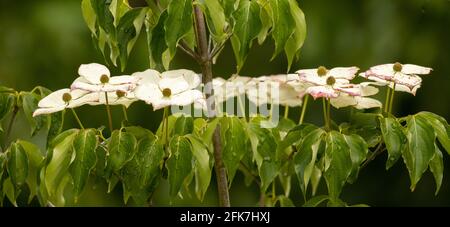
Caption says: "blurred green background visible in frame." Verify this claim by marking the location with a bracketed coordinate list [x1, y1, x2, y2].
[1, 0, 449, 206]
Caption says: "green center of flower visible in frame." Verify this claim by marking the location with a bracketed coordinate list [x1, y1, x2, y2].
[326, 76, 336, 86]
[62, 93, 72, 103]
[162, 88, 172, 97]
[317, 66, 328, 76]
[100, 74, 109, 84]
[393, 62, 402, 72]
[116, 90, 126, 98]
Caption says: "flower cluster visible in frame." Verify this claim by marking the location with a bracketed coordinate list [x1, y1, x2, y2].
[33, 62, 432, 117]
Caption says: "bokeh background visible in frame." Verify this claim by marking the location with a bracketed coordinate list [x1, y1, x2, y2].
[1, 0, 449, 206]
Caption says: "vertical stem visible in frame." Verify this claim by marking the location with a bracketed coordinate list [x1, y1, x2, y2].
[4, 105, 19, 147]
[163, 107, 169, 150]
[193, 2, 230, 207]
[284, 106, 289, 119]
[389, 83, 396, 114]
[71, 109, 84, 129]
[384, 86, 391, 113]
[322, 98, 329, 130]
[104, 92, 113, 132]
[327, 98, 331, 129]
[299, 95, 309, 124]
[122, 106, 129, 122]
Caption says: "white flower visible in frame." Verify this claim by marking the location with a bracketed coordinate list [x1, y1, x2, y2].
[330, 82, 382, 109]
[33, 89, 98, 117]
[211, 75, 251, 103]
[134, 69, 204, 110]
[88, 90, 137, 108]
[296, 66, 360, 99]
[359, 62, 432, 95]
[71, 63, 139, 92]
[246, 75, 303, 107]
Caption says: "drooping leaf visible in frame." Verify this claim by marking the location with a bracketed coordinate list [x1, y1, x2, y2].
[221, 0, 239, 19]
[429, 144, 443, 195]
[256, 0, 272, 44]
[91, 0, 116, 35]
[147, 11, 169, 71]
[17, 140, 44, 204]
[164, 0, 193, 64]
[185, 134, 212, 201]
[106, 129, 137, 175]
[173, 115, 194, 136]
[294, 128, 325, 197]
[284, 0, 306, 70]
[70, 129, 98, 201]
[3, 178, 18, 206]
[417, 112, 450, 155]
[6, 142, 29, 189]
[230, 0, 262, 72]
[198, 0, 228, 44]
[268, 0, 295, 60]
[21, 92, 49, 136]
[310, 164, 322, 196]
[277, 195, 295, 207]
[167, 136, 193, 197]
[343, 134, 368, 183]
[123, 126, 154, 141]
[109, 0, 129, 27]
[121, 135, 164, 204]
[324, 131, 352, 200]
[380, 117, 407, 169]
[221, 117, 248, 185]
[0, 91, 15, 132]
[81, 0, 97, 34]
[277, 123, 318, 160]
[303, 195, 329, 207]
[47, 111, 64, 148]
[403, 115, 435, 191]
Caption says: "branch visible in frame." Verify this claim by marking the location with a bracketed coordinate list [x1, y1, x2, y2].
[178, 40, 199, 61]
[361, 143, 386, 169]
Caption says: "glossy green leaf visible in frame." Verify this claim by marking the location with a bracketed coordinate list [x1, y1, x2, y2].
[403, 115, 435, 191]
[17, 140, 44, 204]
[256, 0, 272, 44]
[198, 0, 228, 44]
[310, 164, 322, 196]
[429, 144, 443, 195]
[106, 130, 137, 174]
[81, 0, 97, 34]
[21, 92, 49, 136]
[222, 117, 247, 185]
[121, 135, 164, 204]
[278, 123, 318, 160]
[417, 112, 450, 155]
[123, 126, 154, 141]
[343, 134, 368, 183]
[91, 0, 116, 35]
[70, 129, 98, 200]
[324, 131, 352, 200]
[230, 0, 262, 72]
[109, 0, 129, 27]
[147, 11, 168, 71]
[117, 8, 146, 71]
[186, 134, 212, 201]
[167, 136, 193, 197]
[44, 129, 78, 196]
[6, 142, 29, 189]
[380, 117, 407, 169]
[284, 0, 306, 70]
[173, 115, 194, 136]
[3, 178, 17, 206]
[0, 92, 15, 131]
[294, 128, 325, 197]
[303, 195, 329, 207]
[47, 111, 64, 148]
[268, 0, 295, 60]
[164, 0, 193, 64]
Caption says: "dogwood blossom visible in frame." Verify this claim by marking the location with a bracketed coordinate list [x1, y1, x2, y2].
[330, 82, 382, 109]
[88, 90, 138, 108]
[71, 63, 139, 92]
[359, 62, 432, 95]
[134, 69, 204, 110]
[32, 88, 99, 116]
[246, 75, 303, 107]
[296, 66, 360, 99]
[211, 75, 251, 103]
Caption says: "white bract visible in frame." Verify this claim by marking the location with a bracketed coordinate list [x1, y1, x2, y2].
[359, 63, 432, 95]
[88, 90, 138, 108]
[33, 88, 99, 116]
[211, 75, 251, 103]
[134, 69, 204, 110]
[330, 82, 382, 109]
[296, 66, 360, 99]
[71, 63, 139, 93]
[246, 75, 304, 107]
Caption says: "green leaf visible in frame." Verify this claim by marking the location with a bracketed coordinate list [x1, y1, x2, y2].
[380, 117, 407, 169]
[221, 0, 239, 19]
[167, 136, 193, 197]
[268, 0, 295, 60]
[324, 131, 353, 200]
[70, 129, 98, 201]
[277, 195, 295, 207]
[81, 0, 97, 34]
[117, 8, 146, 71]
[91, 0, 116, 35]
[343, 134, 368, 183]
[17, 140, 44, 204]
[429, 144, 443, 195]
[6, 142, 29, 189]
[0, 153, 6, 180]
[256, 0, 272, 44]
[3, 178, 18, 206]
[47, 111, 64, 148]
[284, 0, 306, 70]
[230, 0, 262, 72]
[147, 11, 169, 71]
[173, 115, 194, 136]
[109, 0, 129, 27]
[417, 112, 450, 155]
[247, 120, 280, 192]
[278, 123, 318, 160]
[123, 126, 154, 141]
[198, 0, 228, 44]
[44, 129, 78, 196]
[186, 134, 212, 201]
[294, 128, 325, 197]
[403, 115, 435, 191]
[121, 135, 164, 204]
[222, 117, 247, 185]
[164, 0, 193, 65]
[303, 195, 329, 207]
[21, 92, 49, 136]
[310, 164, 322, 196]
[0, 91, 15, 131]
[106, 129, 138, 174]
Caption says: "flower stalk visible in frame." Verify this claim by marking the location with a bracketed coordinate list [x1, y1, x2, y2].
[104, 92, 113, 132]
[71, 108, 84, 129]
[299, 95, 309, 124]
